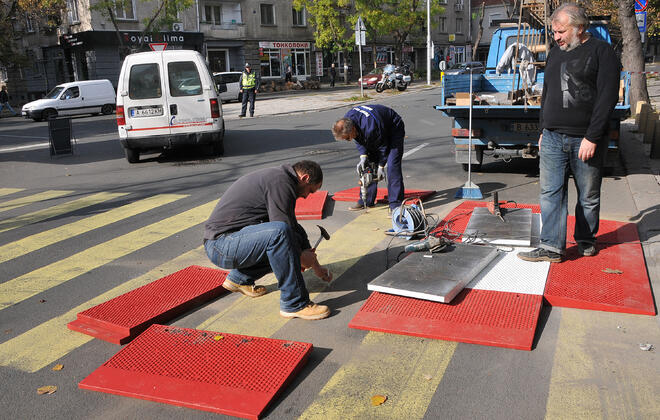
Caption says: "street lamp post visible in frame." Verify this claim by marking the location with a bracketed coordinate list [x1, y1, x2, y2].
[427, 0, 431, 85]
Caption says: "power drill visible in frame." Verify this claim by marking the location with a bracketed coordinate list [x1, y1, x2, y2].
[404, 236, 449, 253]
[358, 160, 378, 209]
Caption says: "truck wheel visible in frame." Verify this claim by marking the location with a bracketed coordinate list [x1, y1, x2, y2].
[397, 82, 408, 91]
[375, 83, 385, 93]
[101, 104, 114, 115]
[125, 147, 140, 163]
[462, 163, 482, 172]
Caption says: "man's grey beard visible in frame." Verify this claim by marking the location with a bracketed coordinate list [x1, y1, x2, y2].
[560, 28, 588, 52]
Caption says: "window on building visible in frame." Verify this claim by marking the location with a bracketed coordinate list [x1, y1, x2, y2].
[203, 3, 222, 24]
[260, 48, 281, 77]
[291, 48, 309, 75]
[260, 4, 274, 25]
[439, 17, 446, 33]
[25, 15, 35, 32]
[292, 7, 305, 26]
[456, 18, 463, 33]
[222, 3, 241, 24]
[66, 0, 79, 23]
[115, 0, 135, 20]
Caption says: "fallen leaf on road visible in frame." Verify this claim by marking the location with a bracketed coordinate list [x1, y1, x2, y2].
[602, 268, 623, 274]
[37, 386, 57, 395]
[423, 374, 432, 381]
[52, 364, 63, 371]
[213, 335, 223, 341]
[371, 395, 387, 406]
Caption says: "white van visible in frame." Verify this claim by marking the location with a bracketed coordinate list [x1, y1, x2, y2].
[21, 79, 116, 121]
[116, 50, 225, 163]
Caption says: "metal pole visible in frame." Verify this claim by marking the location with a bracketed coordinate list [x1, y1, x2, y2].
[359, 42, 364, 97]
[427, 0, 431, 85]
[468, 68, 473, 183]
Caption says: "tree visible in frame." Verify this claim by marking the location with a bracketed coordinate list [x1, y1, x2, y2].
[91, 0, 194, 56]
[473, 1, 486, 61]
[613, 0, 649, 108]
[293, 0, 354, 83]
[0, 0, 65, 68]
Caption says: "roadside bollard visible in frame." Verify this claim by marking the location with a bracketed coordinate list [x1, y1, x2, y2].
[643, 110, 657, 144]
[636, 102, 650, 133]
[634, 101, 647, 128]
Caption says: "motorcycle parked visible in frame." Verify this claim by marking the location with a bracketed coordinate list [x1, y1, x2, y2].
[375, 64, 412, 92]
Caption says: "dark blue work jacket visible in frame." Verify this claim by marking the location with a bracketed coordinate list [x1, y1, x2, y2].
[344, 105, 405, 166]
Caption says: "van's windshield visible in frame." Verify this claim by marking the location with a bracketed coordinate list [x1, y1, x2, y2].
[45, 86, 65, 99]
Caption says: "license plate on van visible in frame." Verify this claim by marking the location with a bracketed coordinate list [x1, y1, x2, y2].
[511, 122, 539, 132]
[130, 106, 163, 118]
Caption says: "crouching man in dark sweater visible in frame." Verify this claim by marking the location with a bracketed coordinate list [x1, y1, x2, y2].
[203, 161, 333, 320]
[518, 3, 620, 263]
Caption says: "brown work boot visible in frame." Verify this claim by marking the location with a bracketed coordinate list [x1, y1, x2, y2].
[222, 278, 267, 297]
[280, 302, 330, 320]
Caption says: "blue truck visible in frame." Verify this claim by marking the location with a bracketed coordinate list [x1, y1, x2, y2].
[435, 24, 630, 172]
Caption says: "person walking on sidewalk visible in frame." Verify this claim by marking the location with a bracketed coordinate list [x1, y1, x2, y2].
[517, 3, 620, 263]
[329, 63, 337, 88]
[0, 86, 18, 117]
[239, 62, 260, 118]
[332, 104, 406, 213]
[203, 160, 333, 320]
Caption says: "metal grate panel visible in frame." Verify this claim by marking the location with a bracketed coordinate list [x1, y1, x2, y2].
[349, 290, 543, 350]
[295, 190, 328, 220]
[68, 266, 228, 344]
[331, 187, 435, 203]
[544, 218, 655, 315]
[80, 324, 312, 419]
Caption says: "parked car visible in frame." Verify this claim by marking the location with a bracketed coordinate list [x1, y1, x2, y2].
[358, 68, 384, 88]
[213, 71, 243, 102]
[444, 61, 485, 75]
[115, 50, 225, 163]
[21, 79, 116, 121]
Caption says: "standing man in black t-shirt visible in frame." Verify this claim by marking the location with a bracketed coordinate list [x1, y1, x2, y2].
[518, 3, 620, 263]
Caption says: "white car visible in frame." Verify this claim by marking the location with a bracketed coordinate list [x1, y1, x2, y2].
[213, 71, 243, 103]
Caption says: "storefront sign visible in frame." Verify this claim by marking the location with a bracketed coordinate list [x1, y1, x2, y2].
[315, 51, 323, 76]
[259, 41, 310, 49]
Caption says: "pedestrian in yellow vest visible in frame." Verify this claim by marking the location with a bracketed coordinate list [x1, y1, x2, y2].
[239, 63, 260, 118]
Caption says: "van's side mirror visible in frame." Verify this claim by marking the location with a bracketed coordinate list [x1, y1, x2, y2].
[217, 83, 227, 93]
[120, 90, 128, 97]
[439, 61, 446, 71]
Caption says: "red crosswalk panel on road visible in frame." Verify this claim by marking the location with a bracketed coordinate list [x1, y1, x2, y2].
[68, 266, 229, 344]
[79, 325, 313, 419]
[295, 190, 328, 220]
[331, 187, 435, 203]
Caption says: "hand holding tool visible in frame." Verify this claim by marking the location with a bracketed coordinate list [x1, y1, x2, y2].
[356, 155, 368, 174]
[377, 165, 386, 181]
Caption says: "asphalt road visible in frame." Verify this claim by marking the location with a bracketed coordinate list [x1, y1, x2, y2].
[0, 88, 658, 419]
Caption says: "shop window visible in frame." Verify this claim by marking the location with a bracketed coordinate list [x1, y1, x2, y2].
[203, 3, 222, 24]
[129, 63, 162, 99]
[223, 3, 241, 24]
[168, 61, 202, 97]
[66, 0, 79, 23]
[260, 4, 274, 25]
[260, 48, 281, 77]
[292, 8, 305, 26]
[291, 49, 309, 76]
[115, 0, 135, 20]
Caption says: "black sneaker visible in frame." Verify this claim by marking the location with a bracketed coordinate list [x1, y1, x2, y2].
[517, 248, 562, 263]
[578, 243, 597, 257]
[238, 114, 246, 118]
[348, 204, 374, 211]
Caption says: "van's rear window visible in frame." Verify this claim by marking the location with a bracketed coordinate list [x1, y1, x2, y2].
[129, 64, 162, 99]
[168, 62, 202, 97]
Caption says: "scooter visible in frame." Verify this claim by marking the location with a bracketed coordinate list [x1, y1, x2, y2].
[375, 64, 412, 92]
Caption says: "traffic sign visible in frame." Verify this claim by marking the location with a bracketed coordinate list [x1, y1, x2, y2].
[634, 0, 647, 12]
[355, 16, 366, 46]
[636, 11, 646, 33]
[149, 43, 168, 51]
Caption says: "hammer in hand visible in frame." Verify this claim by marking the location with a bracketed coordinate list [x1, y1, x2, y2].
[313, 225, 331, 249]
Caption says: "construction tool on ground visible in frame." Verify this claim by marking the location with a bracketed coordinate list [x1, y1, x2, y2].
[312, 225, 330, 249]
[403, 235, 449, 253]
[487, 191, 505, 222]
[358, 159, 379, 210]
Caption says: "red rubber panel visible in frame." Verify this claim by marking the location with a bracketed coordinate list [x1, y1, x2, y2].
[68, 266, 229, 344]
[332, 187, 435, 203]
[349, 290, 543, 350]
[295, 190, 328, 220]
[544, 219, 655, 315]
[79, 325, 313, 419]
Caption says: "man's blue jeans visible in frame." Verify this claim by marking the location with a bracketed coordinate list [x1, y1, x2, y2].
[204, 221, 310, 312]
[539, 129, 604, 254]
[0, 102, 17, 115]
[358, 138, 405, 210]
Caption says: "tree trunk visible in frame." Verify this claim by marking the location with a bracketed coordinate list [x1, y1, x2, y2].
[473, 2, 486, 61]
[616, 0, 649, 109]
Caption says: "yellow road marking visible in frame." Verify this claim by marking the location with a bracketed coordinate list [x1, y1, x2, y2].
[0, 200, 215, 310]
[0, 188, 24, 198]
[0, 193, 185, 263]
[545, 308, 660, 419]
[0, 191, 129, 234]
[299, 332, 457, 420]
[0, 190, 73, 213]
[0, 247, 211, 373]
[197, 207, 392, 336]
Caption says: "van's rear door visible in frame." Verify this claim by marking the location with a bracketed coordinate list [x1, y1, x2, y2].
[123, 54, 170, 138]
[163, 54, 214, 136]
